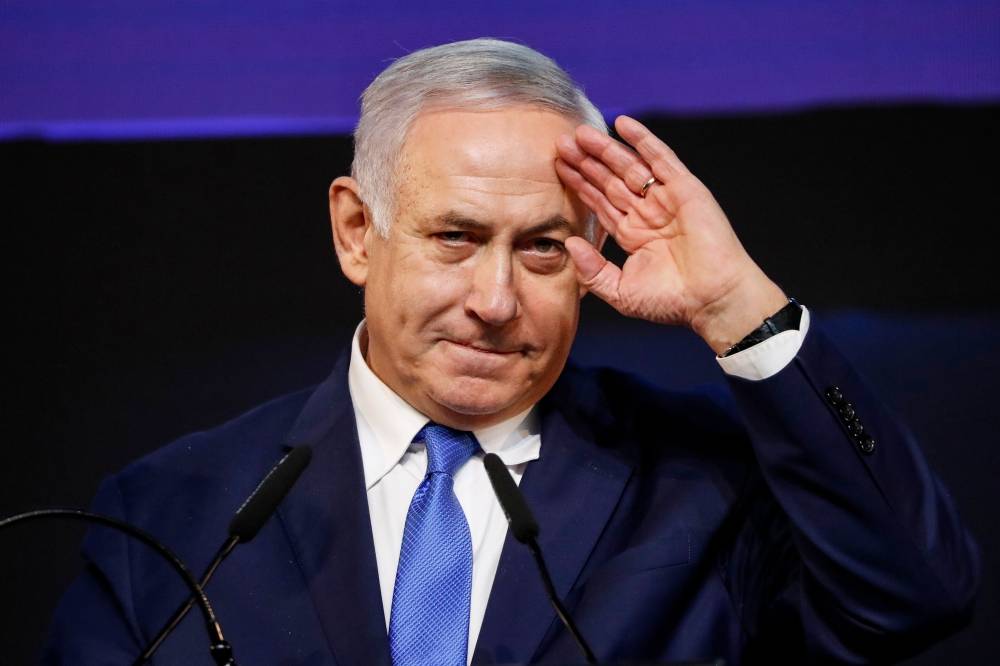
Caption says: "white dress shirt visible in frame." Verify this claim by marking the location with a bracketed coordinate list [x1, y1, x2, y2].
[346, 308, 808, 662]
[347, 324, 541, 662]
[717, 306, 810, 380]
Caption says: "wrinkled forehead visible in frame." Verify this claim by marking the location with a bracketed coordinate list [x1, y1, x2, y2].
[398, 107, 578, 188]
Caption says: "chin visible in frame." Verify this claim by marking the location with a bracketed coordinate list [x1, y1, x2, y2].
[428, 377, 526, 421]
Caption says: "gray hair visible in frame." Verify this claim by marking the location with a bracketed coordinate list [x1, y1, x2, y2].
[352, 38, 607, 239]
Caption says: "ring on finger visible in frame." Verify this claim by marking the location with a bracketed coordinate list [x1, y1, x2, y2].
[639, 176, 660, 198]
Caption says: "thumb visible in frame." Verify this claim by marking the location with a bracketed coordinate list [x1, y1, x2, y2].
[566, 236, 622, 307]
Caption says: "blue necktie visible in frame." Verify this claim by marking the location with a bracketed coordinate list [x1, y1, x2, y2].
[389, 423, 479, 666]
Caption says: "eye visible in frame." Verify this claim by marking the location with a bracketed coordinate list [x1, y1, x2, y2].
[520, 237, 567, 274]
[525, 237, 564, 255]
[436, 231, 472, 245]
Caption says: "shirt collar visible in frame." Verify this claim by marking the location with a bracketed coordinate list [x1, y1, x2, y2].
[347, 321, 541, 490]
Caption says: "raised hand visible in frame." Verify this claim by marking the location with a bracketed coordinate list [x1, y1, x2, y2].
[555, 115, 787, 355]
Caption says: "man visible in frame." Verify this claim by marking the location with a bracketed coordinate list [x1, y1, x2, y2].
[46, 39, 979, 665]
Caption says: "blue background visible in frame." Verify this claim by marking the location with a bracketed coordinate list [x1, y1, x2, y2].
[2, 0, 999, 138]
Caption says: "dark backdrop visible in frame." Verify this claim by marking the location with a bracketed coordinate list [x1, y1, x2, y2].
[2, 104, 997, 664]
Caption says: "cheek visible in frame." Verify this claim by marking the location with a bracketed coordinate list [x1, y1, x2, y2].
[520, 273, 580, 346]
[387, 262, 470, 333]
[413, 261, 469, 305]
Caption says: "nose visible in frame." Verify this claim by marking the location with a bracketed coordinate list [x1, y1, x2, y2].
[464, 247, 520, 326]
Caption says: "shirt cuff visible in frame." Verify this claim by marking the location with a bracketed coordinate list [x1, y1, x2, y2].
[715, 306, 811, 381]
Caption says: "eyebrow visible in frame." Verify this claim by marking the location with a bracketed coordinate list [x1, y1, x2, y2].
[433, 211, 575, 236]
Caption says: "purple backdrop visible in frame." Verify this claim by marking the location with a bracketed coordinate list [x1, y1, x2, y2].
[2, 0, 999, 140]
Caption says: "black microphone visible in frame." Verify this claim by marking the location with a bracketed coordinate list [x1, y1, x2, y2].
[483, 452, 597, 665]
[229, 445, 313, 541]
[135, 445, 312, 664]
[0, 509, 236, 666]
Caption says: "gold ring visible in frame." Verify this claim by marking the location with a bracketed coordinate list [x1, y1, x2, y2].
[639, 176, 659, 198]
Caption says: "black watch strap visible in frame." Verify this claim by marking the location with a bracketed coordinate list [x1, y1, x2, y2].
[722, 298, 802, 357]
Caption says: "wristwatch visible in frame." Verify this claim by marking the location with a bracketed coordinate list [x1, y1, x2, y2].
[722, 298, 802, 357]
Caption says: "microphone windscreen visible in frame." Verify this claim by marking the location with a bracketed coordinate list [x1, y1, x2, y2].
[228, 446, 312, 542]
[483, 452, 540, 543]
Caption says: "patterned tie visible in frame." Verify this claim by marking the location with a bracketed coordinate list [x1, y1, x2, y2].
[389, 423, 480, 666]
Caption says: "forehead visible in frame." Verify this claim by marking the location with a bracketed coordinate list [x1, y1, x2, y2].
[398, 107, 579, 201]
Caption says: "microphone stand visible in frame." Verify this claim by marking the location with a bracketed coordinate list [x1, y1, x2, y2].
[483, 453, 597, 664]
[0, 508, 236, 666]
[525, 536, 597, 664]
[134, 535, 239, 664]
[136, 444, 312, 662]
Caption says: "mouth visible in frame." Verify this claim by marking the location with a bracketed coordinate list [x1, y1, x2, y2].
[445, 339, 525, 356]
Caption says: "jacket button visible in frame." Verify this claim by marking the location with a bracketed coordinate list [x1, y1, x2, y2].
[859, 435, 876, 454]
[825, 386, 844, 405]
[847, 420, 864, 437]
[839, 403, 855, 421]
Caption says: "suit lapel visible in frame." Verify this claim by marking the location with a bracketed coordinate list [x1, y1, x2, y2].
[277, 352, 392, 666]
[271, 354, 631, 665]
[474, 373, 634, 663]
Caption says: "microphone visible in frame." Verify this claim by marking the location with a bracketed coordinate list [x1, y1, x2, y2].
[483, 453, 597, 665]
[0, 509, 236, 666]
[229, 445, 313, 541]
[136, 445, 312, 664]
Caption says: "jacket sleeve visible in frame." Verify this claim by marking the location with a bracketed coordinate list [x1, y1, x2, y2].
[41, 476, 147, 665]
[723, 321, 981, 662]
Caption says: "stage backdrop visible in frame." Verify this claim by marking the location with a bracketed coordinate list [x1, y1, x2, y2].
[2, 0, 999, 139]
[4, 104, 998, 665]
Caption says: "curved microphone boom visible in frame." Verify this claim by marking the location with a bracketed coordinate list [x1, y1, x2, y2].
[136, 445, 313, 664]
[0, 509, 236, 666]
[482, 453, 597, 665]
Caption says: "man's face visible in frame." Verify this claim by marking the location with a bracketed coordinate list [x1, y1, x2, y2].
[361, 107, 591, 429]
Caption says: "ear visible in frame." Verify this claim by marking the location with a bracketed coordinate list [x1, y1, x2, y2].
[329, 176, 373, 287]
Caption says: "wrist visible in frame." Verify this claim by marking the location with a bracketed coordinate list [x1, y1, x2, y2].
[721, 298, 801, 357]
[691, 273, 788, 355]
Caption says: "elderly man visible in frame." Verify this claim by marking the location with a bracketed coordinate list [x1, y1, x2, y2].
[46, 39, 978, 665]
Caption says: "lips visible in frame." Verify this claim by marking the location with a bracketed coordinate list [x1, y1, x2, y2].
[448, 340, 523, 355]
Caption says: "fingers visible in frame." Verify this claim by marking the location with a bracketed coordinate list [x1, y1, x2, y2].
[613, 115, 689, 181]
[555, 135, 634, 209]
[554, 157, 624, 237]
[574, 125, 657, 196]
[565, 236, 624, 308]
[555, 120, 694, 249]
[557, 117, 690, 206]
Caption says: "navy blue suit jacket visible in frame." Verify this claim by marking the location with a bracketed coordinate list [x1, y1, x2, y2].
[44, 324, 980, 664]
